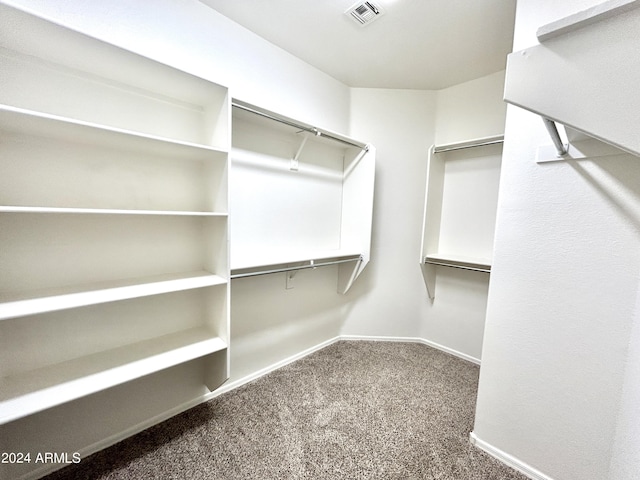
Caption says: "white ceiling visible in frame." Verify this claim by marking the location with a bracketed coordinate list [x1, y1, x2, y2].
[200, 0, 516, 90]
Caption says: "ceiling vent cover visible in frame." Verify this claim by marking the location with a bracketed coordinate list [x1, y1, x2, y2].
[345, 1, 385, 26]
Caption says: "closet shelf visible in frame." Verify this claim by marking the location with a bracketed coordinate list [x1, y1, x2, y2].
[536, 0, 640, 42]
[503, 0, 640, 157]
[433, 135, 504, 154]
[0, 327, 227, 425]
[0, 206, 228, 216]
[231, 249, 362, 272]
[231, 252, 362, 279]
[232, 100, 368, 151]
[0, 105, 228, 158]
[420, 135, 502, 299]
[424, 254, 491, 273]
[0, 271, 226, 321]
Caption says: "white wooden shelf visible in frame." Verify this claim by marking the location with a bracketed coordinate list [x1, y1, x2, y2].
[0, 271, 226, 321]
[0, 105, 228, 158]
[433, 135, 504, 154]
[0, 206, 227, 216]
[420, 137, 502, 299]
[231, 248, 362, 271]
[536, 0, 640, 42]
[504, 0, 640, 157]
[0, 327, 227, 425]
[0, 104, 229, 214]
[424, 254, 491, 273]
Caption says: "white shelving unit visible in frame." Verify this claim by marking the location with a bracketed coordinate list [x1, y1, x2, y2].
[0, 4, 230, 425]
[504, 0, 640, 157]
[420, 135, 503, 299]
[229, 101, 375, 294]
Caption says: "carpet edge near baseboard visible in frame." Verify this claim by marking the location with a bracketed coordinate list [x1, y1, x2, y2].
[469, 432, 556, 480]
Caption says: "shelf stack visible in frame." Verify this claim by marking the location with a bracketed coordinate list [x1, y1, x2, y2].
[0, 4, 230, 425]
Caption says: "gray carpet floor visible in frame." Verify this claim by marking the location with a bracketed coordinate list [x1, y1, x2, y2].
[45, 341, 527, 479]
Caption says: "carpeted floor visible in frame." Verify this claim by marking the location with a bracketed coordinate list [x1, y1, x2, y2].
[45, 341, 527, 479]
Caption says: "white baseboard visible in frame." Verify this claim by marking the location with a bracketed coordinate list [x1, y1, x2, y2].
[341, 334, 481, 365]
[469, 432, 555, 480]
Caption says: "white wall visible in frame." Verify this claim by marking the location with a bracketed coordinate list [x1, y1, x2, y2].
[342, 88, 437, 338]
[472, 1, 640, 479]
[417, 71, 507, 362]
[435, 70, 507, 145]
[343, 73, 507, 363]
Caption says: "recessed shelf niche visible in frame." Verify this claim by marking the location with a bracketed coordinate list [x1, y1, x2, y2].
[229, 101, 375, 294]
[420, 135, 503, 299]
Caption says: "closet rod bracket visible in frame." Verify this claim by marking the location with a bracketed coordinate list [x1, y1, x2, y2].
[542, 118, 568, 157]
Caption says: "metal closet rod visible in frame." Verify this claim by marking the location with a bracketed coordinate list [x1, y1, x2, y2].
[231, 256, 362, 279]
[434, 138, 504, 154]
[232, 102, 367, 150]
[424, 259, 491, 273]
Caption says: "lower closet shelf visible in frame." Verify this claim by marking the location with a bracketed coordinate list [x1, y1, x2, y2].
[0, 328, 227, 425]
[0, 271, 226, 321]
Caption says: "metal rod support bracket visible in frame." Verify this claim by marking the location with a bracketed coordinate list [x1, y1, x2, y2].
[542, 118, 568, 156]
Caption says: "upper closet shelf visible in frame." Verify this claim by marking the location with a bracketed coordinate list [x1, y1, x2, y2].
[231, 249, 362, 272]
[433, 135, 504, 154]
[504, 0, 640, 157]
[0, 105, 228, 158]
[424, 254, 491, 273]
[232, 100, 369, 151]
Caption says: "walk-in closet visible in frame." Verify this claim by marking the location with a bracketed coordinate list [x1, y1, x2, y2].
[1, 1, 639, 480]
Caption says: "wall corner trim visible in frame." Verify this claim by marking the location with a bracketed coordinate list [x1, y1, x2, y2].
[469, 432, 556, 480]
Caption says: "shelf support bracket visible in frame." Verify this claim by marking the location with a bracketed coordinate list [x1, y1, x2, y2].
[542, 118, 568, 157]
[285, 270, 297, 289]
[291, 130, 319, 171]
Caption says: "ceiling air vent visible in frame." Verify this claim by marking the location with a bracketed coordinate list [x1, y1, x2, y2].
[345, 1, 385, 27]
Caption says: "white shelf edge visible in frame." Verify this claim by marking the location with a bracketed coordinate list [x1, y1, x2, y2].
[537, 0, 640, 42]
[0, 104, 229, 156]
[424, 253, 492, 273]
[433, 134, 504, 154]
[230, 249, 362, 272]
[0, 328, 227, 425]
[0, 206, 228, 217]
[0, 271, 227, 321]
[232, 99, 368, 150]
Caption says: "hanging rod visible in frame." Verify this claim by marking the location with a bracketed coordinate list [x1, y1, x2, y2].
[433, 135, 504, 154]
[424, 256, 491, 273]
[231, 256, 362, 279]
[232, 101, 367, 150]
[542, 118, 568, 156]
